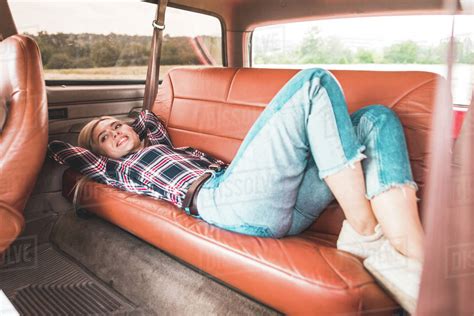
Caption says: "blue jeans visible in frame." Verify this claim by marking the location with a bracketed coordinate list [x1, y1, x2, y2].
[196, 68, 417, 238]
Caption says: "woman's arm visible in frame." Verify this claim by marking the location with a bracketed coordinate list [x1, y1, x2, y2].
[131, 110, 226, 166]
[130, 110, 172, 147]
[48, 140, 110, 184]
[49, 140, 167, 198]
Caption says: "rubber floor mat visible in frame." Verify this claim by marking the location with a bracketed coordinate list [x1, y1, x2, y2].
[0, 243, 141, 315]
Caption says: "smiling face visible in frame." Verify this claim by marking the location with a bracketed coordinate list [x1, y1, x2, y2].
[90, 118, 143, 159]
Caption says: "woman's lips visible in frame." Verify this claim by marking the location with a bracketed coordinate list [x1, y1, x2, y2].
[117, 136, 128, 147]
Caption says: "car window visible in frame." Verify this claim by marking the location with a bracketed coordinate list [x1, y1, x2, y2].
[251, 15, 474, 106]
[8, 0, 223, 82]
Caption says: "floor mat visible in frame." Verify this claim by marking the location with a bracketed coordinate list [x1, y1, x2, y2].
[0, 243, 141, 315]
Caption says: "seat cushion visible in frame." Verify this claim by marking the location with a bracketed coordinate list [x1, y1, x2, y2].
[62, 67, 449, 314]
[63, 169, 397, 314]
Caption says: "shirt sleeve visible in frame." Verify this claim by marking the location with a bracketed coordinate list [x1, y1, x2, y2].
[48, 140, 110, 184]
[130, 110, 172, 147]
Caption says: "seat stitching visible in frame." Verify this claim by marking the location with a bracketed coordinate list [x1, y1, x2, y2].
[225, 68, 240, 102]
[318, 246, 350, 289]
[0, 201, 24, 223]
[389, 77, 438, 109]
[167, 126, 244, 141]
[1, 37, 30, 164]
[319, 247, 376, 289]
[173, 95, 266, 108]
[166, 73, 176, 126]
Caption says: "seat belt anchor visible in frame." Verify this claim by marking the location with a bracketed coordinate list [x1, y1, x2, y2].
[152, 20, 165, 30]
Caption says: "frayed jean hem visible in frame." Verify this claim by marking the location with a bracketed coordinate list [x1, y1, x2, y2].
[366, 181, 419, 200]
[318, 145, 367, 180]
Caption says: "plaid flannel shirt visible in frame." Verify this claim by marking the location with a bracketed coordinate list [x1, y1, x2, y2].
[48, 110, 227, 209]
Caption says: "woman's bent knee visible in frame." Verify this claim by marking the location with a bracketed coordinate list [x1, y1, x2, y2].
[359, 105, 403, 129]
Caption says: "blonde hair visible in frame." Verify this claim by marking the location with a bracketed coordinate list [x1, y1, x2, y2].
[78, 116, 115, 153]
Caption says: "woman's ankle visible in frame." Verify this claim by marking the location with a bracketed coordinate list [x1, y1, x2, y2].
[348, 219, 378, 236]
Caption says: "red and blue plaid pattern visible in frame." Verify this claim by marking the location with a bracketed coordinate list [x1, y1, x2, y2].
[49, 110, 226, 209]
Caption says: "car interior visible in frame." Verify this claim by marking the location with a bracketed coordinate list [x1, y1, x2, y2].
[0, 0, 473, 315]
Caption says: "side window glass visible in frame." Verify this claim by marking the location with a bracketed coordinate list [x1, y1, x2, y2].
[161, 8, 223, 79]
[8, 1, 223, 82]
[252, 15, 473, 106]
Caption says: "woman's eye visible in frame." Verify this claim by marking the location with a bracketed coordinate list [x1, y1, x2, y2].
[100, 135, 108, 143]
[115, 123, 122, 129]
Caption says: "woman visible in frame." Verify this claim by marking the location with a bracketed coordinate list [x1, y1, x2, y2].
[49, 68, 424, 312]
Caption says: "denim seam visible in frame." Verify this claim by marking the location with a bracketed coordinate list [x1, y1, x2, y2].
[318, 145, 367, 179]
[320, 69, 355, 158]
[373, 123, 387, 189]
[214, 69, 326, 188]
[357, 109, 418, 199]
[358, 111, 385, 195]
[355, 114, 371, 146]
[293, 206, 319, 220]
[210, 222, 274, 238]
[211, 102, 304, 189]
[199, 200, 278, 237]
[212, 109, 276, 187]
[315, 86, 348, 165]
[206, 110, 280, 189]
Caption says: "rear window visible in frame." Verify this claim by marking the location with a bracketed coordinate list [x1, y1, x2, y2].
[8, 0, 223, 82]
[251, 15, 474, 106]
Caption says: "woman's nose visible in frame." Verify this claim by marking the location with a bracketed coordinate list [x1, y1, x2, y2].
[112, 130, 121, 138]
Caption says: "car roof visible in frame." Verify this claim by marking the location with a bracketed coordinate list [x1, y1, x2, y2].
[168, 0, 463, 30]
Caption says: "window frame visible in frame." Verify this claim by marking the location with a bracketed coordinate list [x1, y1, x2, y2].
[9, 0, 227, 87]
[248, 14, 473, 106]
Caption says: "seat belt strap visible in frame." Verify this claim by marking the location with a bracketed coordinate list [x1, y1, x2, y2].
[143, 0, 168, 111]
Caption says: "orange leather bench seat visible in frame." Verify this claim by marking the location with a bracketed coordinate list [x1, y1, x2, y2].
[1, 36, 47, 255]
[62, 68, 446, 314]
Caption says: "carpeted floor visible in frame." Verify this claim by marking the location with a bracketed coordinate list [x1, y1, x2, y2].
[0, 243, 144, 315]
[50, 211, 280, 315]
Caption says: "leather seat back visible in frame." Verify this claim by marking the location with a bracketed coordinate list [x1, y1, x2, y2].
[0, 35, 48, 254]
[154, 67, 449, 235]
